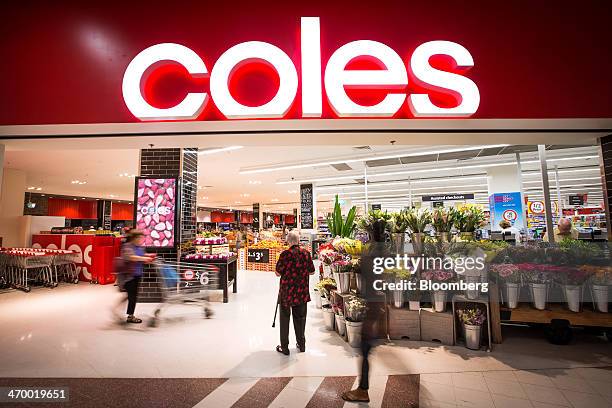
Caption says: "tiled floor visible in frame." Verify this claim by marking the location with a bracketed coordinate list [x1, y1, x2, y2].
[0, 268, 611, 407]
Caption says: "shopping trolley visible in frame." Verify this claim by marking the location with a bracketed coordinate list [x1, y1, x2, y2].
[52, 250, 80, 284]
[0, 250, 55, 292]
[148, 260, 221, 327]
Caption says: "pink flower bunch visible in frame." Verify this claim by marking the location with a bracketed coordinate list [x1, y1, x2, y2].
[422, 269, 455, 282]
[490, 263, 520, 283]
[319, 249, 343, 266]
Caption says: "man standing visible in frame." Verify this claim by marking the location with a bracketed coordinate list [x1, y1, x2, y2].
[543, 217, 580, 242]
[275, 230, 315, 355]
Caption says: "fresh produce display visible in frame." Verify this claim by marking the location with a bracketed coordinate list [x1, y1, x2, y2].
[249, 240, 287, 250]
[185, 252, 235, 261]
[135, 178, 176, 248]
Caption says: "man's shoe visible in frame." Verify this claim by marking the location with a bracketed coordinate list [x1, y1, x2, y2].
[297, 343, 305, 352]
[341, 388, 370, 403]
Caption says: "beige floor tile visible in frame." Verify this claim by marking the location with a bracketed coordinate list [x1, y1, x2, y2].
[491, 394, 533, 408]
[420, 381, 457, 404]
[573, 368, 612, 383]
[454, 387, 494, 408]
[587, 378, 612, 397]
[421, 372, 454, 386]
[420, 397, 459, 408]
[560, 389, 610, 408]
[452, 372, 488, 392]
[521, 383, 571, 407]
[515, 370, 556, 388]
[485, 378, 528, 399]
[547, 374, 597, 394]
[530, 403, 572, 408]
[482, 371, 518, 383]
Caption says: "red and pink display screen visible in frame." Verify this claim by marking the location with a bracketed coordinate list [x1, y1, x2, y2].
[135, 178, 177, 248]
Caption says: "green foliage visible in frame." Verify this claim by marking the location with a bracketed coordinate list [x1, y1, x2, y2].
[404, 208, 432, 233]
[391, 210, 410, 233]
[326, 195, 357, 238]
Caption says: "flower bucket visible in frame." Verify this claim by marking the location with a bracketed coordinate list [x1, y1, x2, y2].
[336, 272, 351, 294]
[503, 283, 519, 309]
[323, 264, 332, 278]
[410, 233, 425, 255]
[321, 296, 330, 307]
[563, 284, 582, 313]
[346, 320, 363, 348]
[433, 290, 447, 312]
[459, 232, 475, 241]
[463, 271, 481, 300]
[529, 283, 548, 310]
[464, 323, 482, 350]
[392, 287, 404, 308]
[390, 232, 406, 254]
[314, 289, 322, 309]
[409, 300, 420, 311]
[592, 284, 609, 313]
[335, 314, 346, 337]
[435, 232, 452, 243]
[322, 307, 336, 331]
[354, 272, 363, 293]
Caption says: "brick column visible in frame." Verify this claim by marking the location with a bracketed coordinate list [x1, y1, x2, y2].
[138, 148, 198, 302]
[599, 135, 612, 241]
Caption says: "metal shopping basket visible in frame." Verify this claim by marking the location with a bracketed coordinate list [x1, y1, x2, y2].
[0, 252, 55, 292]
[52, 250, 80, 284]
[148, 260, 221, 327]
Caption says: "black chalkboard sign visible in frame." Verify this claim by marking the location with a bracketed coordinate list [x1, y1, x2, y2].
[253, 203, 260, 230]
[300, 184, 314, 229]
[247, 248, 269, 263]
[422, 193, 474, 202]
[569, 195, 585, 206]
[433, 201, 444, 208]
[371, 204, 382, 210]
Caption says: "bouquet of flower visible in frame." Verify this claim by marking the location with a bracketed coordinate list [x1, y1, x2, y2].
[431, 208, 455, 233]
[319, 248, 343, 266]
[553, 265, 592, 286]
[421, 269, 455, 282]
[332, 237, 363, 256]
[580, 265, 612, 285]
[404, 208, 432, 233]
[459, 205, 486, 232]
[315, 277, 337, 298]
[391, 211, 409, 233]
[457, 306, 486, 326]
[331, 259, 352, 273]
[518, 263, 552, 284]
[345, 296, 367, 322]
[332, 302, 344, 315]
[489, 263, 521, 284]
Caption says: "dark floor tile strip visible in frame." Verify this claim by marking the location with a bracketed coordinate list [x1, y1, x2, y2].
[230, 376, 292, 408]
[0, 378, 227, 408]
[381, 374, 420, 408]
[305, 376, 356, 408]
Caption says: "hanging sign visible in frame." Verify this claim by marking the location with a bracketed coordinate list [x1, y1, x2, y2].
[300, 184, 314, 229]
[422, 193, 474, 202]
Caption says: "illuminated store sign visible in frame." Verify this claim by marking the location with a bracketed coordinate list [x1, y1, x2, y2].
[123, 17, 479, 121]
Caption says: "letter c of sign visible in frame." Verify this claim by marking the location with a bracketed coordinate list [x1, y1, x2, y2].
[122, 43, 209, 121]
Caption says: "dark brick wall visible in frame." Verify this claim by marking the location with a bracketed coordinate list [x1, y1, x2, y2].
[600, 135, 612, 241]
[23, 193, 48, 216]
[138, 148, 198, 302]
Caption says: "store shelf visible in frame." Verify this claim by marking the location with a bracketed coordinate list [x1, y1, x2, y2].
[501, 303, 611, 327]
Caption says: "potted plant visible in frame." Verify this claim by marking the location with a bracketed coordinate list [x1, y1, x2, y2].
[326, 195, 357, 238]
[456, 206, 486, 241]
[421, 269, 456, 312]
[518, 263, 551, 310]
[431, 207, 455, 242]
[332, 258, 352, 294]
[345, 296, 367, 348]
[583, 265, 611, 313]
[457, 306, 487, 350]
[390, 210, 409, 253]
[489, 263, 521, 309]
[404, 208, 432, 254]
[315, 277, 336, 306]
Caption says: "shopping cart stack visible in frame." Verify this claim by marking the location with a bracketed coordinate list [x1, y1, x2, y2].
[52, 250, 80, 284]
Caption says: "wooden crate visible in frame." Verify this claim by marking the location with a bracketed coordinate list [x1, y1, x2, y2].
[420, 308, 454, 345]
[387, 306, 421, 340]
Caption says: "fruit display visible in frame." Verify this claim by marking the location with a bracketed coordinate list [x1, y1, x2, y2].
[194, 237, 227, 245]
[185, 252, 235, 261]
[135, 178, 176, 247]
[249, 239, 288, 250]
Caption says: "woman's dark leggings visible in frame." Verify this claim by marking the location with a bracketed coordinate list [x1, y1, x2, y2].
[124, 277, 141, 315]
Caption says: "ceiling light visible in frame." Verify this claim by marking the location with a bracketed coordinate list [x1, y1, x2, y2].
[316, 175, 488, 191]
[240, 144, 509, 174]
[109, 194, 116, 198]
[271, 198, 280, 202]
[319, 183, 487, 197]
[248, 180, 262, 185]
[27, 186, 35, 190]
[199, 146, 243, 155]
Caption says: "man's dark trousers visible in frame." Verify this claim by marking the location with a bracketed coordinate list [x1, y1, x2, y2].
[280, 303, 307, 350]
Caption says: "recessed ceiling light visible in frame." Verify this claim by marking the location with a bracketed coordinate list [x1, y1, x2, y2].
[199, 146, 243, 155]
[248, 180, 262, 185]
[271, 198, 280, 202]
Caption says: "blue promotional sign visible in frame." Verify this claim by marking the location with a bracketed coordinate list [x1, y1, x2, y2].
[489, 192, 524, 230]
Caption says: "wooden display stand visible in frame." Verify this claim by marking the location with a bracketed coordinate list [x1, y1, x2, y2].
[245, 246, 285, 272]
[387, 306, 421, 340]
[420, 308, 455, 345]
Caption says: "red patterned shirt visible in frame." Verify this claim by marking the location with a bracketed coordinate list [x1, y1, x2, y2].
[276, 245, 315, 307]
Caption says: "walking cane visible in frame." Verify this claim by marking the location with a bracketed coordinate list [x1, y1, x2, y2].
[272, 290, 280, 328]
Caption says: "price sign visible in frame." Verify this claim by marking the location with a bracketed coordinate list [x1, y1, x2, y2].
[300, 184, 314, 229]
[247, 248, 270, 263]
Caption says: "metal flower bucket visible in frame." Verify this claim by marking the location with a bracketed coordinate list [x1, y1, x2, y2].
[433, 290, 447, 312]
[408, 300, 420, 311]
[592, 284, 609, 313]
[322, 307, 336, 331]
[529, 283, 548, 310]
[335, 314, 346, 336]
[314, 289, 322, 309]
[464, 324, 482, 350]
[392, 286, 405, 308]
[563, 284, 583, 313]
[346, 320, 363, 348]
[410, 233, 425, 255]
[353, 272, 363, 293]
[336, 272, 351, 294]
[390, 232, 406, 254]
[503, 283, 519, 309]
[463, 270, 481, 300]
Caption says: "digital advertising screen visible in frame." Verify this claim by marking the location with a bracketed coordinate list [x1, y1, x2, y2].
[134, 177, 177, 248]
